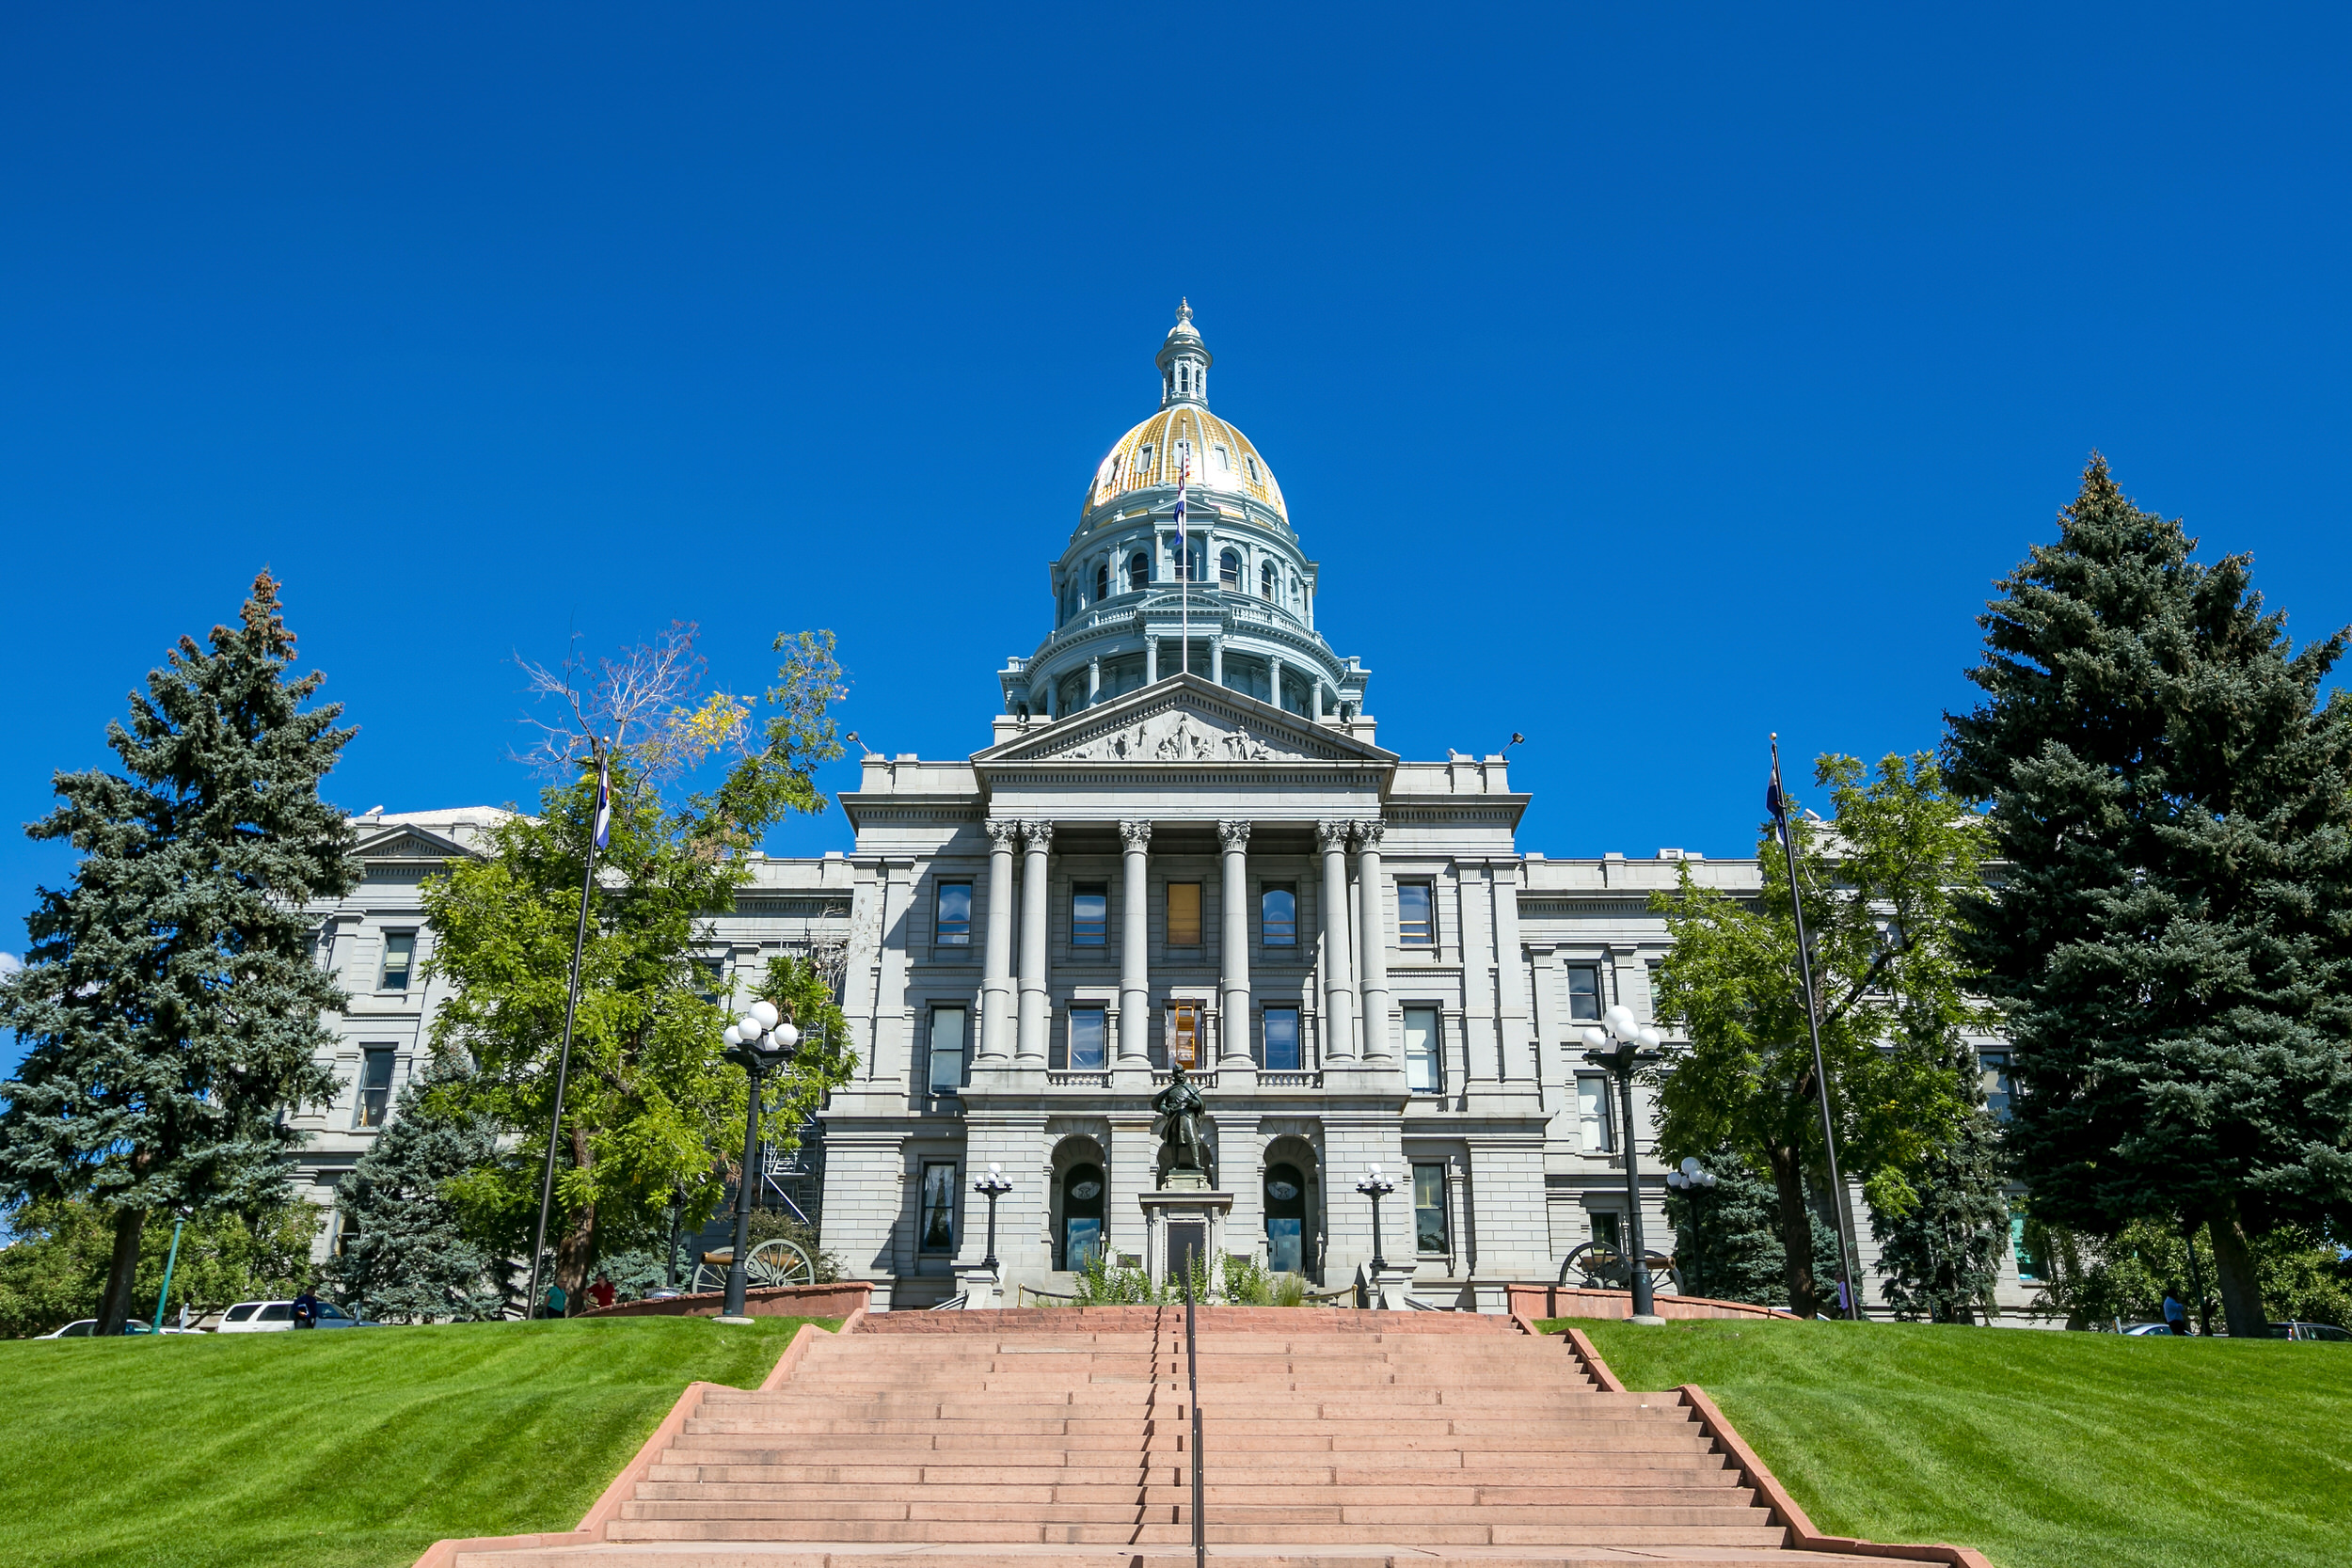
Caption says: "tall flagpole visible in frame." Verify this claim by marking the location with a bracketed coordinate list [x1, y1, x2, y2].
[523, 748, 608, 1323]
[1769, 735, 1861, 1322]
[1177, 451, 1190, 676]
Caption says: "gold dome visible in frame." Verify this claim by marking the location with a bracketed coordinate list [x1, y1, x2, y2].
[1081, 404, 1287, 523]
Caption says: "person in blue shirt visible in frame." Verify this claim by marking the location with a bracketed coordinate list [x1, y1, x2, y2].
[2162, 1286, 2189, 1335]
[292, 1287, 319, 1329]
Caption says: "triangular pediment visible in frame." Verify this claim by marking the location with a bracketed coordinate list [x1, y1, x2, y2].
[975, 674, 1393, 768]
[352, 825, 476, 862]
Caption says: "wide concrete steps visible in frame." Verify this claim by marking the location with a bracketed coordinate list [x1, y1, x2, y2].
[454, 1307, 1893, 1568]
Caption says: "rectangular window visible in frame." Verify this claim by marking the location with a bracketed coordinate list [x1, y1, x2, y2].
[1263, 1006, 1300, 1071]
[1404, 1005, 1442, 1094]
[379, 932, 416, 991]
[1166, 881, 1202, 947]
[1261, 884, 1296, 947]
[1072, 882, 1107, 947]
[1412, 1163, 1450, 1255]
[356, 1047, 394, 1129]
[1980, 1052, 2013, 1122]
[1591, 1211, 1623, 1257]
[693, 958, 726, 1004]
[918, 1161, 958, 1253]
[1397, 883, 1434, 946]
[1565, 965, 1601, 1022]
[1069, 1006, 1107, 1070]
[928, 1006, 967, 1093]
[935, 881, 972, 947]
[1577, 1076, 1614, 1153]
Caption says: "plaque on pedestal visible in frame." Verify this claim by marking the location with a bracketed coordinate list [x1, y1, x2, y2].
[1139, 1172, 1233, 1292]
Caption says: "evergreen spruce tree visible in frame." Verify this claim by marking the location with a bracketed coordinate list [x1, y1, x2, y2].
[0, 573, 356, 1334]
[1946, 456, 2352, 1338]
[1661, 1147, 1788, 1306]
[322, 1055, 504, 1323]
[1869, 1107, 2010, 1323]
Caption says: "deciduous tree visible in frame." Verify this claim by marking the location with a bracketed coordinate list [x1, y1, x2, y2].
[1648, 752, 1990, 1318]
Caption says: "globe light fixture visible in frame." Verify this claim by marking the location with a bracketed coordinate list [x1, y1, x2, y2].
[1356, 1164, 1397, 1274]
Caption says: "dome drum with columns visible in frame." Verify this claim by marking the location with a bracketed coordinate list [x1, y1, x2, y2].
[1000, 303, 1364, 726]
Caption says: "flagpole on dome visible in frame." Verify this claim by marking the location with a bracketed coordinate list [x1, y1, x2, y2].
[523, 743, 611, 1326]
[1177, 449, 1190, 676]
[1767, 734, 1862, 1322]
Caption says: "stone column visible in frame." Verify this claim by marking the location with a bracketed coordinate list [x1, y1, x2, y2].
[1218, 820, 1254, 1069]
[1016, 821, 1054, 1064]
[1088, 656, 1101, 705]
[1211, 637, 1223, 688]
[1355, 820, 1393, 1061]
[1118, 820, 1152, 1068]
[1316, 819, 1357, 1061]
[1146, 637, 1158, 685]
[978, 819, 1020, 1061]
[1269, 655, 1286, 712]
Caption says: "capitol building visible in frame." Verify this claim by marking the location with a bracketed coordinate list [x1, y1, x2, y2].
[296, 306, 2041, 1316]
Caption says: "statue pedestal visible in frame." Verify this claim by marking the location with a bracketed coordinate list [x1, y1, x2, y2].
[1139, 1171, 1233, 1293]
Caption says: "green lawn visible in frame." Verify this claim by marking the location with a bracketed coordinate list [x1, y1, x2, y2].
[1550, 1318, 2352, 1568]
[0, 1315, 832, 1568]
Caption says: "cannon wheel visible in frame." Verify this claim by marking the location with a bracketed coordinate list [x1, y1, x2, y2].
[1556, 1241, 1675, 1292]
[692, 1237, 818, 1295]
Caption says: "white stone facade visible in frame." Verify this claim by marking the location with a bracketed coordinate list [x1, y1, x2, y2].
[293, 307, 2046, 1320]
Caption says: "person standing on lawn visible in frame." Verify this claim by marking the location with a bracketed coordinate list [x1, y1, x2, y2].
[2163, 1287, 2189, 1335]
[292, 1287, 319, 1329]
[543, 1281, 567, 1319]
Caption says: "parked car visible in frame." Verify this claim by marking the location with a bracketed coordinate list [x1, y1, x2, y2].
[2121, 1323, 2182, 1336]
[215, 1299, 380, 1331]
[32, 1319, 194, 1338]
[2269, 1321, 2351, 1341]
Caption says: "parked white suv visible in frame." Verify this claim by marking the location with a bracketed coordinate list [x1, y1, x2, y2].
[215, 1299, 378, 1331]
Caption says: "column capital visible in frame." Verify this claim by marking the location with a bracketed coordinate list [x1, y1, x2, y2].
[985, 818, 1023, 850]
[1021, 820, 1056, 853]
[1217, 819, 1253, 850]
[1351, 819, 1386, 851]
[1315, 818, 1352, 852]
[1119, 819, 1153, 850]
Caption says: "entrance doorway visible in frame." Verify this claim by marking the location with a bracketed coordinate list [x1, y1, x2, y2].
[1264, 1162, 1307, 1274]
[1061, 1163, 1105, 1270]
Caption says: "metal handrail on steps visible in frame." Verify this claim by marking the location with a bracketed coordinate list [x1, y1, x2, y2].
[1181, 1266, 1204, 1568]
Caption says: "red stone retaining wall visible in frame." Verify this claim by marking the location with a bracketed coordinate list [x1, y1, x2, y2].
[1507, 1282, 1799, 1321]
[575, 1280, 870, 1321]
[861, 1304, 1516, 1334]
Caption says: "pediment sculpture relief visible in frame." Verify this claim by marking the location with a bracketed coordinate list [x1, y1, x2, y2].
[1043, 705, 1316, 764]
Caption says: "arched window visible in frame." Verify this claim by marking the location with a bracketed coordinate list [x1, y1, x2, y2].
[1095, 562, 1109, 600]
[1129, 551, 1149, 591]
[1259, 562, 1275, 598]
[1220, 550, 1241, 590]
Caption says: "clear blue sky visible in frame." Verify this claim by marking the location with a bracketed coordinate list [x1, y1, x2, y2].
[5, 6, 2349, 1077]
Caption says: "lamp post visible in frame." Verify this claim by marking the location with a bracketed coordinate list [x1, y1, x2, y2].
[1665, 1158, 1717, 1297]
[1582, 1006, 1665, 1323]
[151, 1208, 190, 1334]
[973, 1164, 1011, 1274]
[719, 1000, 800, 1324]
[1357, 1164, 1396, 1273]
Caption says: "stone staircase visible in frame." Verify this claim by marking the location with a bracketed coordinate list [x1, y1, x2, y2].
[452, 1307, 1906, 1567]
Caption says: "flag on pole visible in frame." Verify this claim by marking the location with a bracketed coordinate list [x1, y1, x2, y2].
[1764, 734, 1788, 831]
[1172, 453, 1190, 578]
[592, 756, 612, 851]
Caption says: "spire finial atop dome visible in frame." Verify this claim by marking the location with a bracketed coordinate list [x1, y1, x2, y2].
[1156, 300, 1211, 406]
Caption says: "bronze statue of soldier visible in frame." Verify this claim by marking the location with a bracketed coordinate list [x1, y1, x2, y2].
[1152, 1061, 1210, 1180]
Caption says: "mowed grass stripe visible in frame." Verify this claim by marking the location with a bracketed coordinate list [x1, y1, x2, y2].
[0, 1314, 828, 1568]
[1565, 1318, 2352, 1568]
